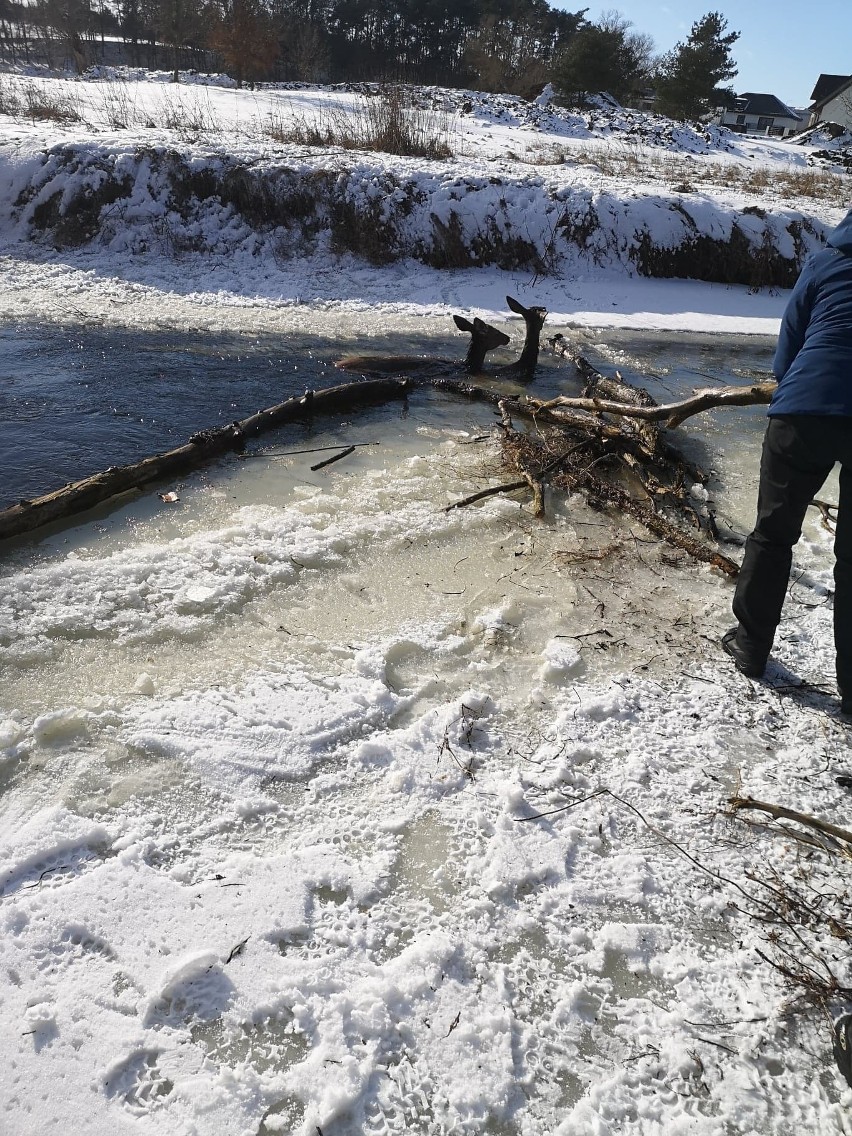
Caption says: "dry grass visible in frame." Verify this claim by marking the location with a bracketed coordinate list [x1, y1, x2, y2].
[522, 141, 850, 207]
[94, 81, 142, 130]
[154, 88, 222, 138]
[0, 75, 226, 138]
[264, 86, 453, 160]
[0, 76, 82, 124]
[709, 162, 849, 203]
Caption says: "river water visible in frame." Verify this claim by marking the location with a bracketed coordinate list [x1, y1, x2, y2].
[2, 315, 846, 1136]
[0, 317, 774, 509]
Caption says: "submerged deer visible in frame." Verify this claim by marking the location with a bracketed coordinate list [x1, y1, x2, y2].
[335, 296, 547, 382]
[335, 315, 510, 377]
[493, 296, 548, 383]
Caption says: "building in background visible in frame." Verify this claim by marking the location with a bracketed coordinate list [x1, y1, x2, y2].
[808, 74, 852, 130]
[715, 92, 803, 137]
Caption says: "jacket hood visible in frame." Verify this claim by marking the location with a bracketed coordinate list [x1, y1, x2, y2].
[827, 209, 852, 254]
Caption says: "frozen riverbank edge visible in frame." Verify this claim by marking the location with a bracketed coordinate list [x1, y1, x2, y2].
[0, 136, 830, 289]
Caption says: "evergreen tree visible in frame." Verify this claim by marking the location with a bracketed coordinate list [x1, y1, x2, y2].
[655, 11, 739, 121]
[553, 11, 653, 105]
[117, 0, 145, 65]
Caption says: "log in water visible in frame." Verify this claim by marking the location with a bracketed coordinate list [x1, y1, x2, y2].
[0, 378, 410, 542]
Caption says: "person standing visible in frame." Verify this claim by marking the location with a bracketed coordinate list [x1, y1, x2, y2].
[723, 207, 852, 713]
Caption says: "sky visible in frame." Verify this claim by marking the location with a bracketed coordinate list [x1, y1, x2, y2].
[561, 1, 852, 108]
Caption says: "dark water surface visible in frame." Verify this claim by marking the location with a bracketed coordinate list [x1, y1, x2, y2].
[0, 320, 776, 509]
[0, 324, 339, 508]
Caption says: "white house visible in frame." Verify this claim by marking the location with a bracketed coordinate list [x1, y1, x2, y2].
[808, 74, 852, 130]
[715, 92, 803, 137]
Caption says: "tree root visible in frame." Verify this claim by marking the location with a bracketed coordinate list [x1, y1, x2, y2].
[811, 498, 839, 533]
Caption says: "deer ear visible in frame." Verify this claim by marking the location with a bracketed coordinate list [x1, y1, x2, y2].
[453, 315, 474, 332]
[506, 295, 526, 315]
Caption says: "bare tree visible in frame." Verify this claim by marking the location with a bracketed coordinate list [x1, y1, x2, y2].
[154, 0, 204, 81]
[208, 0, 278, 87]
[280, 19, 329, 82]
[30, 0, 92, 71]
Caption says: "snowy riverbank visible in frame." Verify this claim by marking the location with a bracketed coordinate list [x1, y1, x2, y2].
[0, 72, 847, 289]
[1, 400, 850, 1136]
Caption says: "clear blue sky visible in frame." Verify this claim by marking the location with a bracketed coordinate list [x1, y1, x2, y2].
[557, 2, 852, 108]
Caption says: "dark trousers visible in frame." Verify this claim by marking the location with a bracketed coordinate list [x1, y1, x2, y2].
[733, 415, 852, 696]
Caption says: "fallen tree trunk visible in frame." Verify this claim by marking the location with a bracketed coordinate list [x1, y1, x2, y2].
[572, 351, 661, 451]
[0, 378, 410, 542]
[570, 352, 656, 404]
[0, 350, 762, 575]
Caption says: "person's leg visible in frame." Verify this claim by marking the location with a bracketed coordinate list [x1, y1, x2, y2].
[834, 463, 852, 703]
[732, 417, 833, 666]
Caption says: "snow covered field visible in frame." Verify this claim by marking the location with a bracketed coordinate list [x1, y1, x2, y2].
[1, 72, 851, 1136]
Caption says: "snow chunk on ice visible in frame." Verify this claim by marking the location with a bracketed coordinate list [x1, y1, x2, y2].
[540, 638, 583, 681]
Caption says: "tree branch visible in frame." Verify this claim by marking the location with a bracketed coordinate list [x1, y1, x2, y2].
[526, 382, 776, 429]
[728, 795, 852, 848]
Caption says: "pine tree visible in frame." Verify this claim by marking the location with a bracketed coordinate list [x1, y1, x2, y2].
[553, 11, 654, 105]
[655, 11, 739, 121]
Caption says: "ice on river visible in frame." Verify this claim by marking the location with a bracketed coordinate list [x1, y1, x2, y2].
[2, 402, 851, 1136]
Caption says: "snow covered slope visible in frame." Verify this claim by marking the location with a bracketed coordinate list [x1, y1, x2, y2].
[0, 73, 847, 287]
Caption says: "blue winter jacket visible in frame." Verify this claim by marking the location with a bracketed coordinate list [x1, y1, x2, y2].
[770, 208, 852, 416]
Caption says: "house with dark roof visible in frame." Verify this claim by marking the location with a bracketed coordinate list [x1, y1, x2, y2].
[808, 74, 852, 129]
[715, 92, 803, 137]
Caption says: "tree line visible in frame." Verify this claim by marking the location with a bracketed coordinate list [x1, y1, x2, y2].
[0, 0, 740, 121]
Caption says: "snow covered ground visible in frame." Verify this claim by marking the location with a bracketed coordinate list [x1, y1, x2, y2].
[1, 72, 851, 1136]
[0, 70, 847, 298]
